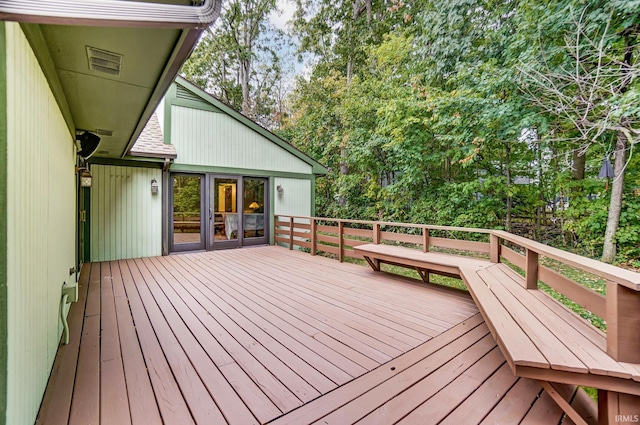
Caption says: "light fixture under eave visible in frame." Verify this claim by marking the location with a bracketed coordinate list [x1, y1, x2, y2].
[277, 184, 284, 194]
[80, 169, 92, 188]
[151, 178, 159, 194]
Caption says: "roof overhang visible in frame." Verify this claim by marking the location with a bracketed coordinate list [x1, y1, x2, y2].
[0, 0, 221, 159]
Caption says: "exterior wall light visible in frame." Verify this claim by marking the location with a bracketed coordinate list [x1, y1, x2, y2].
[80, 169, 92, 188]
[151, 178, 159, 194]
[277, 184, 284, 194]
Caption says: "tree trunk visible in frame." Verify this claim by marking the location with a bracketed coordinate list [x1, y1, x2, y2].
[505, 142, 512, 232]
[444, 156, 451, 182]
[240, 58, 251, 116]
[535, 138, 543, 239]
[601, 126, 628, 263]
[572, 147, 586, 180]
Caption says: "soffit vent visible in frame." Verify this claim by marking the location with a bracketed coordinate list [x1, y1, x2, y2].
[96, 129, 113, 137]
[86, 46, 123, 77]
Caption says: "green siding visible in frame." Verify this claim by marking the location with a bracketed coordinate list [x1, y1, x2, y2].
[273, 177, 312, 217]
[5, 23, 77, 425]
[0, 21, 8, 425]
[171, 105, 313, 174]
[90, 165, 163, 261]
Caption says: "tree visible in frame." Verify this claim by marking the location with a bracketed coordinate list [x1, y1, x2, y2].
[520, 2, 639, 262]
[181, 0, 283, 127]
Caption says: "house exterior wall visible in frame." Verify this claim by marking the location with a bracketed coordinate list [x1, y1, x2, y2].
[273, 177, 313, 217]
[171, 105, 313, 174]
[4, 22, 77, 425]
[90, 164, 163, 261]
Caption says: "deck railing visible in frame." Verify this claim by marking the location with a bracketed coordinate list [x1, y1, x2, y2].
[274, 215, 640, 364]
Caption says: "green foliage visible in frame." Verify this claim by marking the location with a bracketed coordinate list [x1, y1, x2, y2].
[181, 0, 285, 128]
[281, 0, 640, 266]
[173, 176, 201, 214]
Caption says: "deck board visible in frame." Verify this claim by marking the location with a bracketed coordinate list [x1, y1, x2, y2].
[68, 263, 101, 425]
[39, 246, 566, 424]
[164, 255, 355, 387]
[36, 264, 91, 425]
[110, 261, 162, 425]
[100, 262, 132, 425]
[119, 259, 196, 425]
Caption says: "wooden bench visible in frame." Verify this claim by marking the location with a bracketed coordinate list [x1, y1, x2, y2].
[354, 243, 490, 282]
[355, 243, 640, 425]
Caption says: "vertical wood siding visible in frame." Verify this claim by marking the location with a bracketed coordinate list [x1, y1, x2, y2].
[274, 178, 312, 217]
[171, 106, 313, 174]
[90, 165, 162, 261]
[6, 23, 76, 425]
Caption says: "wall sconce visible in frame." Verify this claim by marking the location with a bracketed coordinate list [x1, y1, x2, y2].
[151, 178, 159, 194]
[80, 168, 92, 188]
[277, 184, 284, 195]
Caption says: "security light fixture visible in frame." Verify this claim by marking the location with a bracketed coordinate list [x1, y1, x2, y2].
[76, 131, 101, 159]
[277, 184, 284, 194]
[151, 178, 159, 194]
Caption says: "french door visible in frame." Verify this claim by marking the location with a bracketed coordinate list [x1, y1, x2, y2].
[209, 175, 268, 249]
[169, 173, 268, 253]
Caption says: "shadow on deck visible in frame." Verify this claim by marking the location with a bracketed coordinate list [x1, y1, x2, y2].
[37, 246, 580, 424]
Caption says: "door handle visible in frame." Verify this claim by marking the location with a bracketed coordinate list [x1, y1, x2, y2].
[209, 208, 212, 220]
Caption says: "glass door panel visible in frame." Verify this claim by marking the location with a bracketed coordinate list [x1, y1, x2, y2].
[242, 177, 268, 245]
[171, 174, 204, 251]
[212, 177, 240, 248]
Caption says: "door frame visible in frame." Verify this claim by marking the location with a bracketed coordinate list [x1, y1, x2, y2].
[169, 172, 206, 253]
[208, 174, 242, 250]
[169, 172, 271, 252]
[240, 176, 269, 247]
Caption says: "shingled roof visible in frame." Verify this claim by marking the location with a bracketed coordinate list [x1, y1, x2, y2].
[129, 113, 177, 159]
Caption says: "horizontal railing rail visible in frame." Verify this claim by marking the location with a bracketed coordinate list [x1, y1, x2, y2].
[274, 215, 640, 364]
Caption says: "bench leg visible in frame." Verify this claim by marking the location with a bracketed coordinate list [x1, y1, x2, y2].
[416, 268, 430, 283]
[363, 256, 381, 271]
[599, 390, 640, 425]
[539, 381, 592, 425]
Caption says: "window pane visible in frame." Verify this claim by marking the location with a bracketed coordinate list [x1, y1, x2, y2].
[173, 175, 201, 244]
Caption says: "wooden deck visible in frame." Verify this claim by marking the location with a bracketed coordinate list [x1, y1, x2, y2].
[37, 246, 578, 424]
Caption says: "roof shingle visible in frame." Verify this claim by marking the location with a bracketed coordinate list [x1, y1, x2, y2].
[129, 113, 177, 159]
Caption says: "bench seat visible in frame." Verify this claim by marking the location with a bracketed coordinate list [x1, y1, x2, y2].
[354, 243, 640, 399]
[463, 263, 640, 397]
[353, 243, 490, 281]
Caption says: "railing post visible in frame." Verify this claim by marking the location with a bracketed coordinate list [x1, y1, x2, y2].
[310, 218, 317, 256]
[373, 222, 380, 244]
[490, 234, 501, 263]
[289, 216, 294, 250]
[606, 281, 640, 363]
[338, 221, 344, 262]
[602, 283, 640, 423]
[525, 249, 539, 289]
[422, 228, 430, 253]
